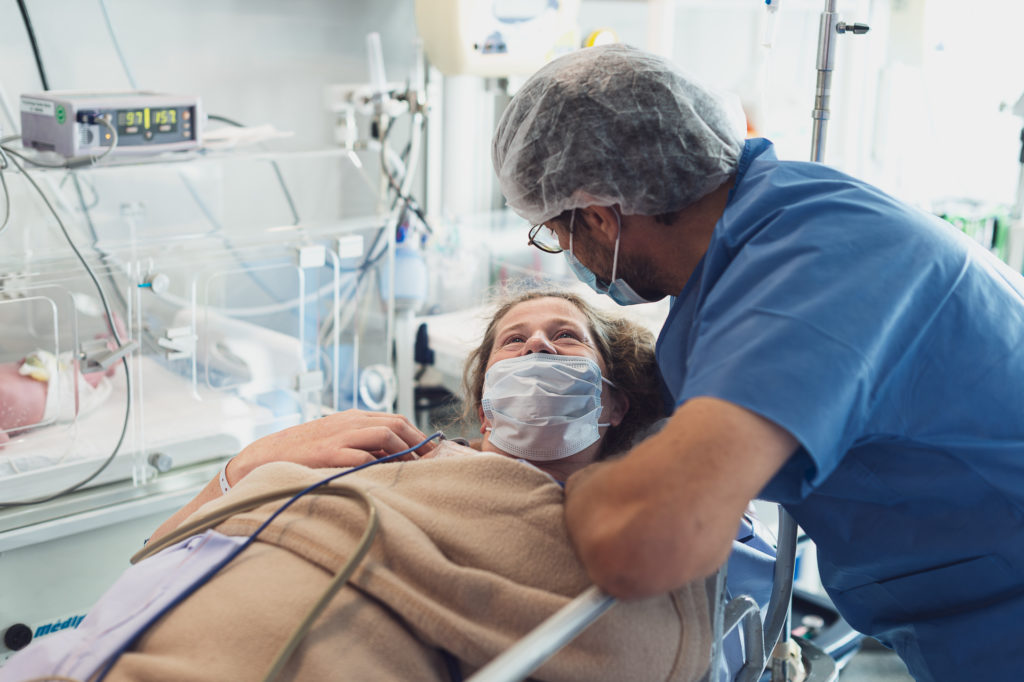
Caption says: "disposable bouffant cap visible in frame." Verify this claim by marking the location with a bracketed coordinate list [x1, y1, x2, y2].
[492, 44, 744, 226]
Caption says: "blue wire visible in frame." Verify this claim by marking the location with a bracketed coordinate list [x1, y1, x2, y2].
[94, 430, 445, 681]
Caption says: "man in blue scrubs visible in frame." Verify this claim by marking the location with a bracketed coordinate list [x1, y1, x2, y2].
[491, 44, 1024, 681]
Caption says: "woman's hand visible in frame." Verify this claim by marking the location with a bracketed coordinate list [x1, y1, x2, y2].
[152, 410, 438, 544]
[225, 409, 438, 485]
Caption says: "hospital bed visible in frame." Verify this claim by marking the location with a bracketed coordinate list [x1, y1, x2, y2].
[470, 507, 857, 682]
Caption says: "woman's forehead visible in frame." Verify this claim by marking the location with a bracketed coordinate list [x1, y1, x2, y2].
[497, 297, 588, 330]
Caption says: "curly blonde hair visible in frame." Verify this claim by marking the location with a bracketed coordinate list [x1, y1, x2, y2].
[462, 286, 666, 458]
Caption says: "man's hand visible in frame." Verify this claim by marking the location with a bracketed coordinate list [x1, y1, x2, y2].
[226, 409, 438, 486]
[564, 396, 797, 599]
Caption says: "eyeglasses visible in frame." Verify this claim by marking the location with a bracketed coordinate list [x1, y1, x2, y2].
[527, 223, 564, 254]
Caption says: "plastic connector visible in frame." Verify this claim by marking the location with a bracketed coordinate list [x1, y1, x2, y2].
[76, 110, 101, 124]
[762, 0, 780, 48]
[70, 111, 117, 166]
[76, 110, 113, 128]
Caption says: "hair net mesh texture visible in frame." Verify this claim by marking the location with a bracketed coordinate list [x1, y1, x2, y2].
[492, 44, 744, 226]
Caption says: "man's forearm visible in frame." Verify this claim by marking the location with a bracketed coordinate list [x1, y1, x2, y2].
[564, 440, 737, 598]
[564, 397, 796, 599]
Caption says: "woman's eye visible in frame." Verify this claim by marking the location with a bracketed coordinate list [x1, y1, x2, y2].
[555, 330, 581, 341]
[503, 335, 525, 345]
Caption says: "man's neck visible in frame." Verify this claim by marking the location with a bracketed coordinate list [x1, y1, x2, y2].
[639, 178, 734, 296]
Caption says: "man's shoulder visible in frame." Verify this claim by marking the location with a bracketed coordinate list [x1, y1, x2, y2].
[725, 155, 944, 249]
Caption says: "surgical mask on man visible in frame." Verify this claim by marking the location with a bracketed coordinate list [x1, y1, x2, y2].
[563, 210, 654, 306]
[481, 353, 614, 461]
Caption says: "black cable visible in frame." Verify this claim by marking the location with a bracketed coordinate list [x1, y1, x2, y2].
[0, 150, 132, 508]
[315, 137, 424, 348]
[379, 116, 432, 234]
[206, 113, 243, 128]
[317, 108, 431, 357]
[95, 432, 444, 682]
[0, 150, 10, 236]
[16, 0, 50, 90]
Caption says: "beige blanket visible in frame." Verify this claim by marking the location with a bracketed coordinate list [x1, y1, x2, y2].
[108, 446, 711, 681]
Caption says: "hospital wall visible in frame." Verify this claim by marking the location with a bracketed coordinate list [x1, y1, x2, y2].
[0, 0, 424, 219]
[577, 0, 1024, 214]
[1, 1, 1020, 234]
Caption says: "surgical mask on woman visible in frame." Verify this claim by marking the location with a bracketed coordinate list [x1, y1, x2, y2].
[563, 210, 654, 306]
[481, 353, 615, 461]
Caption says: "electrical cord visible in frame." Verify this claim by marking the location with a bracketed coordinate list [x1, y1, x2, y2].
[16, 0, 50, 91]
[0, 150, 131, 508]
[0, 144, 67, 168]
[2, 115, 119, 169]
[0, 147, 10, 237]
[94, 431, 445, 682]
[83, 114, 118, 165]
[379, 115, 431, 234]
[133, 484, 379, 682]
[315, 126, 428, 350]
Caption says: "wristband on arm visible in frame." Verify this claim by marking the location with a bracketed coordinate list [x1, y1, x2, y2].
[218, 458, 234, 495]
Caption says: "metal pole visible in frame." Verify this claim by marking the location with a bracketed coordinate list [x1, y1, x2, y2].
[811, 0, 869, 164]
[811, 0, 839, 163]
[467, 586, 616, 682]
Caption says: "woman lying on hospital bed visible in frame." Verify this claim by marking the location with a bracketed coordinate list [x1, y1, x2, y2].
[1, 288, 774, 682]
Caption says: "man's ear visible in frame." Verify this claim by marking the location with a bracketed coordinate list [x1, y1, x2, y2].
[577, 205, 621, 245]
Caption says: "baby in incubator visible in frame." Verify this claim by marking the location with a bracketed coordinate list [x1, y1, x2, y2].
[0, 350, 115, 445]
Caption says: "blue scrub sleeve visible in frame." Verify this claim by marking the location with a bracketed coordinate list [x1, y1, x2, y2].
[675, 192, 968, 498]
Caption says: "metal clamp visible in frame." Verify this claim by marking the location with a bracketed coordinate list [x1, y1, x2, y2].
[80, 338, 139, 372]
[836, 22, 870, 35]
[157, 326, 196, 360]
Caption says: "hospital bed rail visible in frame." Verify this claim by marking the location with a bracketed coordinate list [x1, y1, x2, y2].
[468, 507, 838, 682]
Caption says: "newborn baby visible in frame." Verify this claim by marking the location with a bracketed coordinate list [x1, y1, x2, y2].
[0, 350, 113, 444]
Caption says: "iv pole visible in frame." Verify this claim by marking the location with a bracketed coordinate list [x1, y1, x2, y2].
[810, 0, 869, 163]
[761, 2, 869, 680]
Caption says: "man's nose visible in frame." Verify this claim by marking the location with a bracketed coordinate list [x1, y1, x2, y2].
[521, 332, 556, 355]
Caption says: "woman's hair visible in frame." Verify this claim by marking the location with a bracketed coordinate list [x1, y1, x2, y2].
[462, 285, 667, 458]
